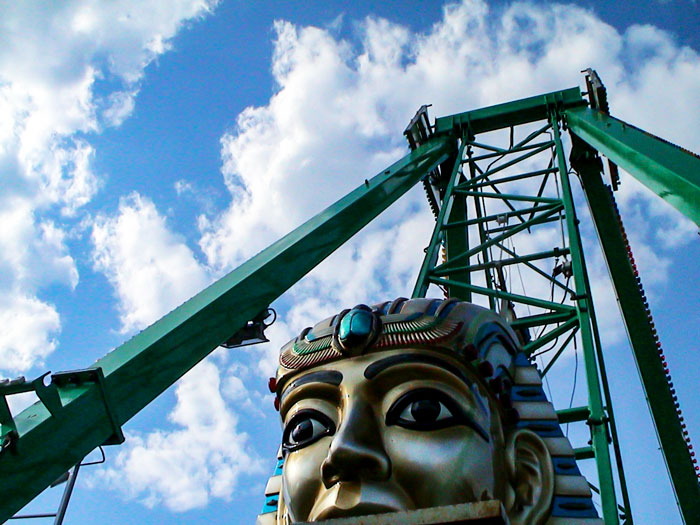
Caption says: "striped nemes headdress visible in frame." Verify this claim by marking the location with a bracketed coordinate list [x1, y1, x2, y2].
[275, 298, 519, 404]
[258, 298, 602, 524]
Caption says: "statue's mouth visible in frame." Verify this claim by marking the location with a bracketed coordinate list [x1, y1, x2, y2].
[307, 481, 412, 521]
[312, 502, 399, 521]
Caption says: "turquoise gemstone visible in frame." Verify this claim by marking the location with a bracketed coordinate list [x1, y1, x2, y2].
[339, 308, 373, 344]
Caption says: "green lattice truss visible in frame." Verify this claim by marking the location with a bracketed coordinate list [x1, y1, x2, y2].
[2, 71, 699, 523]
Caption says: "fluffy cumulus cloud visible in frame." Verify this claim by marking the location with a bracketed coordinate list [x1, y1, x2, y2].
[0, 0, 218, 374]
[19, 0, 698, 515]
[92, 193, 211, 332]
[0, 293, 61, 373]
[96, 358, 263, 511]
[88, 192, 279, 511]
[188, 6, 697, 516]
[200, 0, 699, 378]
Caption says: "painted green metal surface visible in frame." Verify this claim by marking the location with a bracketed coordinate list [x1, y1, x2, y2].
[573, 142, 700, 523]
[557, 406, 591, 424]
[435, 87, 585, 135]
[550, 114, 621, 523]
[574, 189, 634, 523]
[435, 203, 565, 272]
[0, 135, 454, 522]
[443, 153, 472, 302]
[413, 141, 466, 299]
[4, 82, 697, 523]
[565, 107, 700, 227]
[413, 102, 631, 522]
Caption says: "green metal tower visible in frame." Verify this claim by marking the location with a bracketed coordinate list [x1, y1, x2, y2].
[1, 70, 699, 523]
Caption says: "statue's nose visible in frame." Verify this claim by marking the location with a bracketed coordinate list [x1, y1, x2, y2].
[320, 400, 391, 488]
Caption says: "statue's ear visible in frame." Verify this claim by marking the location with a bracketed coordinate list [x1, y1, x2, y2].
[503, 428, 555, 525]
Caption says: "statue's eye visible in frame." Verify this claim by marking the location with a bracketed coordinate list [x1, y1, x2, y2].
[283, 410, 335, 453]
[386, 389, 460, 430]
[399, 397, 451, 425]
[386, 388, 489, 441]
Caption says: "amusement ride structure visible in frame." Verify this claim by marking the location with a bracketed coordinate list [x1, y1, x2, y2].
[1, 70, 699, 524]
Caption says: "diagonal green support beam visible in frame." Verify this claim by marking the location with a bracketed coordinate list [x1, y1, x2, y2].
[572, 139, 700, 524]
[412, 140, 466, 299]
[432, 203, 565, 274]
[565, 107, 700, 226]
[551, 113, 620, 523]
[522, 317, 578, 355]
[508, 310, 574, 330]
[0, 134, 455, 523]
[428, 276, 576, 314]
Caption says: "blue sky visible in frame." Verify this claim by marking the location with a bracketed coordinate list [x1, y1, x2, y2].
[1, 0, 699, 523]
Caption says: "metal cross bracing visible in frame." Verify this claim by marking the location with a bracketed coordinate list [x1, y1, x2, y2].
[407, 75, 700, 524]
[410, 109, 631, 524]
[2, 71, 699, 524]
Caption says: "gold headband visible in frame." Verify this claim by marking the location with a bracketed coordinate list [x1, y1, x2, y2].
[274, 298, 522, 421]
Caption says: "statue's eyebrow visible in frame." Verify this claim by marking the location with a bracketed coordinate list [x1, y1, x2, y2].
[364, 353, 489, 416]
[364, 354, 470, 383]
[280, 370, 343, 405]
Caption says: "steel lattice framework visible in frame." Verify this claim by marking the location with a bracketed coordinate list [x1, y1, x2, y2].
[411, 99, 631, 522]
[1, 71, 699, 523]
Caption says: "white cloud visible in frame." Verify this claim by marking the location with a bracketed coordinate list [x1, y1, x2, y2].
[196, 0, 698, 380]
[92, 193, 211, 333]
[68, 0, 699, 517]
[0, 199, 78, 292]
[102, 90, 137, 127]
[0, 0, 219, 373]
[0, 293, 60, 373]
[0, 198, 77, 374]
[95, 359, 263, 512]
[87, 191, 265, 509]
[174, 179, 194, 195]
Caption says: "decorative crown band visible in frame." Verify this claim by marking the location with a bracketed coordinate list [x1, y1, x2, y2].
[279, 304, 463, 371]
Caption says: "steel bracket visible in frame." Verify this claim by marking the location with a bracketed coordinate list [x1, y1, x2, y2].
[1, 373, 61, 442]
[51, 368, 125, 446]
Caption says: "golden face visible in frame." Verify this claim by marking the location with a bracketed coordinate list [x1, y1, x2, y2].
[279, 348, 506, 522]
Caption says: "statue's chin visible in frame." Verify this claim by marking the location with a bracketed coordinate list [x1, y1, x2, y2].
[307, 482, 412, 521]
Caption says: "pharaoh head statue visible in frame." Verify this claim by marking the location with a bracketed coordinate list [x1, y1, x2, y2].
[257, 298, 600, 524]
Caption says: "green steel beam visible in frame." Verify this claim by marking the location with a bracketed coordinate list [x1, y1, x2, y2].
[466, 140, 507, 153]
[428, 277, 576, 314]
[573, 172, 634, 522]
[522, 317, 579, 355]
[467, 122, 552, 158]
[466, 140, 552, 164]
[444, 203, 558, 229]
[433, 247, 569, 277]
[510, 310, 575, 330]
[466, 148, 496, 309]
[487, 214, 561, 235]
[443, 164, 472, 300]
[575, 446, 596, 461]
[565, 107, 700, 226]
[0, 134, 455, 522]
[434, 203, 564, 273]
[557, 406, 591, 424]
[412, 141, 466, 299]
[490, 242, 574, 296]
[459, 141, 553, 179]
[435, 87, 585, 135]
[463, 167, 559, 191]
[551, 113, 620, 524]
[541, 328, 579, 377]
[453, 190, 560, 204]
[572, 139, 700, 523]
